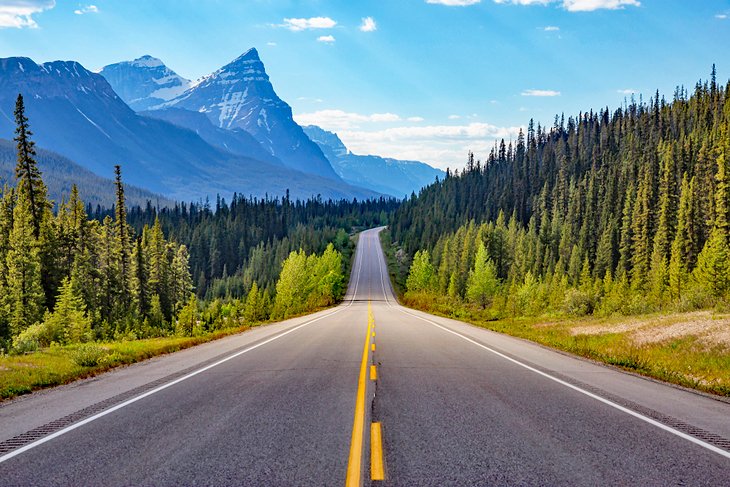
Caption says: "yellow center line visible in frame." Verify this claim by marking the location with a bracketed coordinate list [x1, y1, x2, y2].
[371, 422, 385, 481]
[345, 301, 374, 487]
[371, 343, 376, 352]
[370, 365, 377, 381]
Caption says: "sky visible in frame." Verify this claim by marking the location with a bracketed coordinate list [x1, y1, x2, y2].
[0, 0, 729, 170]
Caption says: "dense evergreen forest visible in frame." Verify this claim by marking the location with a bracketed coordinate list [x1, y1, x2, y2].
[0, 94, 395, 353]
[392, 69, 730, 317]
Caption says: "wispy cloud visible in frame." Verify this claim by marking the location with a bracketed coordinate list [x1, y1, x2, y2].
[0, 0, 55, 28]
[544, 25, 560, 31]
[340, 123, 523, 170]
[266, 41, 277, 47]
[494, 0, 640, 11]
[317, 35, 335, 43]
[74, 4, 98, 15]
[521, 89, 561, 97]
[408, 116, 425, 122]
[448, 115, 461, 120]
[617, 88, 638, 95]
[295, 109, 402, 129]
[360, 16, 377, 32]
[281, 16, 336, 31]
[426, 0, 482, 6]
[716, 14, 728, 20]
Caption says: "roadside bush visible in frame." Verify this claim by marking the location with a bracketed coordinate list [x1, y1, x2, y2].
[563, 289, 592, 317]
[70, 344, 108, 367]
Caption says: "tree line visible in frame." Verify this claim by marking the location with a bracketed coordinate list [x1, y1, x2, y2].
[395, 68, 730, 316]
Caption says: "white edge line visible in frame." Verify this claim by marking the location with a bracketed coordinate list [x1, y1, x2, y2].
[372, 229, 730, 460]
[0, 230, 369, 464]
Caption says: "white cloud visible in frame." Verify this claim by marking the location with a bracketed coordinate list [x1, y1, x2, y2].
[296, 108, 520, 169]
[340, 122, 523, 170]
[74, 4, 98, 15]
[494, 0, 640, 11]
[522, 89, 561, 97]
[617, 88, 638, 95]
[267, 41, 277, 46]
[282, 16, 336, 31]
[426, 0, 482, 5]
[494, 0, 552, 5]
[716, 14, 728, 20]
[0, 0, 55, 28]
[317, 35, 335, 43]
[360, 16, 377, 32]
[563, 0, 639, 11]
[448, 114, 461, 120]
[295, 109, 402, 129]
[544, 25, 560, 31]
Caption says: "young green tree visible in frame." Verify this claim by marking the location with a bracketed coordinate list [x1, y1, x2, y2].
[43, 277, 92, 344]
[406, 250, 436, 293]
[466, 242, 499, 309]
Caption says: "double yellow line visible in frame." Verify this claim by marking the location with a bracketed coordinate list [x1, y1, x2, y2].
[346, 302, 385, 485]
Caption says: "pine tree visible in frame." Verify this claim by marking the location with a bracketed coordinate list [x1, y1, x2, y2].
[114, 165, 131, 308]
[6, 190, 45, 336]
[43, 277, 92, 344]
[668, 175, 691, 302]
[406, 250, 436, 293]
[13, 94, 48, 240]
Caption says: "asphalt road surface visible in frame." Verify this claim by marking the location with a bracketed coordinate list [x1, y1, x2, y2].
[1, 227, 728, 486]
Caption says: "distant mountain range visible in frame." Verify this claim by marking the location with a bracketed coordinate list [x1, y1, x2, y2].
[303, 125, 444, 198]
[0, 56, 376, 202]
[0, 49, 443, 203]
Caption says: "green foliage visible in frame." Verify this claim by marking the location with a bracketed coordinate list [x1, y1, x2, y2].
[175, 294, 198, 337]
[70, 344, 107, 367]
[272, 245, 345, 319]
[465, 243, 499, 308]
[406, 250, 436, 293]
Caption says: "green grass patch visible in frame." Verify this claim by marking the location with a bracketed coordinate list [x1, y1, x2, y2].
[398, 289, 730, 398]
[0, 326, 250, 402]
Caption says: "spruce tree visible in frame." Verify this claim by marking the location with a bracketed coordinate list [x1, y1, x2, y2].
[114, 165, 131, 307]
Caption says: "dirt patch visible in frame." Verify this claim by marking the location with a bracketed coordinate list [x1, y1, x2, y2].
[571, 318, 648, 336]
[630, 313, 730, 347]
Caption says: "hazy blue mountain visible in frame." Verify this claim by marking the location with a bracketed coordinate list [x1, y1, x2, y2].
[0, 57, 378, 202]
[303, 125, 444, 198]
[164, 48, 339, 180]
[0, 139, 171, 208]
[99, 55, 192, 111]
[139, 107, 282, 166]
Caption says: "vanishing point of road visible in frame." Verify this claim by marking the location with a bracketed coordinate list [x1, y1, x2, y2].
[1, 227, 728, 485]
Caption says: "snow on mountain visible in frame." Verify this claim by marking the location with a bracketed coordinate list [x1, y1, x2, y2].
[303, 125, 444, 198]
[0, 56, 379, 202]
[163, 48, 340, 180]
[100, 55, 192, 111]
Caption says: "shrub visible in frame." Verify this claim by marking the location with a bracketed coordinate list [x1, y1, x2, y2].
[70, 344, 107, 367]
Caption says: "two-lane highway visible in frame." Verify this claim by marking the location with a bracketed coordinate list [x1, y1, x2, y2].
[1, 227, 729, 485]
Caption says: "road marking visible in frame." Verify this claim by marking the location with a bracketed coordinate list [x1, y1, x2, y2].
[371, 422, 385, 481]
[0, 229, 370, 465]
[370, 365, 377, 381]
[370, 228, 730, 460]
[345, 301, 374, 487]
[372, 343, 376, 352]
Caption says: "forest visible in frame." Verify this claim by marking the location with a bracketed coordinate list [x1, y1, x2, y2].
[0, 94, 395, 354]
[392, 68, 730, 319]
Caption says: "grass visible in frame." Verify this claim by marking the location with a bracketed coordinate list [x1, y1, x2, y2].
[399, 292, 730, 397]
[0, 327, 251, 402]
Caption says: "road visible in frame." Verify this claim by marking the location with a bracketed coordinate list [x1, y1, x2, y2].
[0, 227, 729, 485]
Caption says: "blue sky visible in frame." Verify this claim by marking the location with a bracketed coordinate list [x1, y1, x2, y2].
[0, 0, 729, 169]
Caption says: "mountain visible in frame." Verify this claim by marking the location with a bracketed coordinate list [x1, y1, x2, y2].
[139, 107, 282, 166]
[303, 125, 444, 198]
[0, 139, 170, 208]
[163, 48, 339, 180]
[99, 55, 192, 111]
[0, 57, 377, 202]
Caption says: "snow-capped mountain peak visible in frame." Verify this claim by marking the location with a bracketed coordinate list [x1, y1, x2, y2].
[100, 55, 192, 111]
[161, 48, 339, 180]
